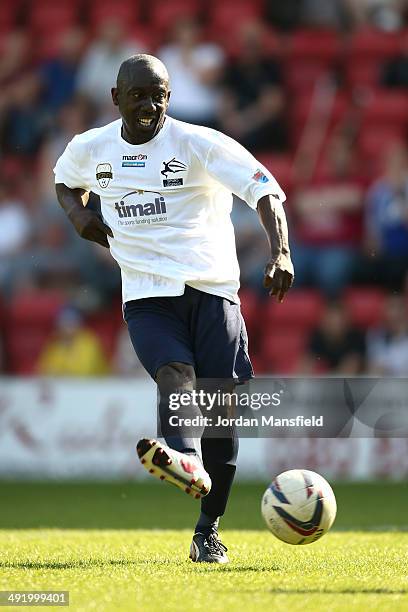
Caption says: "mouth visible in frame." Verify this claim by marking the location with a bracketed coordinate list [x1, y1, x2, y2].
[137, 116, 156, 128]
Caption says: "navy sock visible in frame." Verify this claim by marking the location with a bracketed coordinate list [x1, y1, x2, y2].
[195, 512, 219, 536]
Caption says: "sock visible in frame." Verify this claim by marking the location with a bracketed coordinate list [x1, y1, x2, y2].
[195, 512, 219, 536]
[165, 438, 198, 456]
[159, 390, 203, 455]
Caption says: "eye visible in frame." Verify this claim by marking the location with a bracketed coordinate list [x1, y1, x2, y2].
[132, 92, 140, 99]
[154, 93, 166, 102]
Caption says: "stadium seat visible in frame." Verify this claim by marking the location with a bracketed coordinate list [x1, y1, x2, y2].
[209, 1, 263, 36]
[0, 1, 22, 34]
[148, 0, 201, 34]
[127, 25, 158, 52]
[288, 29, 342, 62]
[290, 92, 349, 148]
[260, 329, 307, 374]
[5, 290, 66, 374]
[29, 3, 80, 34]
[347, 28, 401, 62]
[255, 154, 294, 194]
[88, 0, 141, 29]
[283, 29, 342, 93]
[344, 60, 381, 92]
[262, 290, 324, 331]
[358, 127, 403, 176]
[86, 308, 123, 357]
[361, 90, 408, 130]
[344, 287, 386, 329]
[239, 287, 261, 346]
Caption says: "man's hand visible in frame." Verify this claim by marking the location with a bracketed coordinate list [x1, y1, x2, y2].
[263, 252, 294, 303]
[257, 194, 294, 302]
[55, 183, 113, 248]
[70, 207, 113, 249]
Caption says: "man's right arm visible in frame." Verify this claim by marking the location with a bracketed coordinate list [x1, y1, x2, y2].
[55, 183, 113, 248]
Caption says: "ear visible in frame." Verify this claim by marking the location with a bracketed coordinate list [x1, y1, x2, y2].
[166, 89, 171, 109]
[111, 87, 119, 106]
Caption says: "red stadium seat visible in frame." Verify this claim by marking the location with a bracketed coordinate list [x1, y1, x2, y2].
[284, 29, 342, 93]
[86, 309, 123, 357]
[5, 290, 66, 374]
[29, 3, 79, 34]
[149, 0, 201, 34]
[344, 287, 386, 329]
[358, 127, 403, 176]
[348, 28, 401, 61]
[209, 1, 262, 36]
[88, 0, 140, 29]
[256, 154, 294, 193]
[290, 92, 349, 147]
[239, 288, 261, 346]
[0, 0, 22, 34]
[361, 90, 408, 129]
[288, 29, 342, 62]
[260, 329, 307, 374]
[262, 290, 324, 331]
[344, 60, 381, 92]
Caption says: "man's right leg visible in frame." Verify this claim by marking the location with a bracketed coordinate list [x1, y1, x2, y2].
[124, 299, 210, 498]
[155, 362, 201, 455]
[136, 360, 211, 498]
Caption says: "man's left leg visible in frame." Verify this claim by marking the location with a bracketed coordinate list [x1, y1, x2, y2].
[189, 289, 253, 563]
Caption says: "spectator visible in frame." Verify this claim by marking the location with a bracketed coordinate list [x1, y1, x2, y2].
[0, 179, 31, 289]
[363, 142, 408, 290]
[3, 205, 102, 296]
[299, 301, 366, 374]
[300, 0, 356, 29]
[76, 20, 144, 113]
[292, 134, 364, 297]
[0, 74, 49, 156]
[219, 21, 288, 152]
[0, 31, 31, 87]
[40, 28, 85, 112]
[350, 0, 407, 31]
[158, 19, 224, 127]
[112, 325, 148, 377]
[265, 0, 303, 31]
[37, 306, 110, 376]
[38, 98, 94, 202]
[367, 294, 408, 375]
[382, 33, 408, 88]
[231, 198, 269, 291]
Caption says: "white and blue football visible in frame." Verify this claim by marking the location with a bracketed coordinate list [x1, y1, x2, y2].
[261, 469, 337, 545]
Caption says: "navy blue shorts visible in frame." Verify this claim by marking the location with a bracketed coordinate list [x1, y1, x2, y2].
[123, 285, 253, 381]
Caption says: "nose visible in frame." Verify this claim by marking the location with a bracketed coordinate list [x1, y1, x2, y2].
[140, 96, 155, 112]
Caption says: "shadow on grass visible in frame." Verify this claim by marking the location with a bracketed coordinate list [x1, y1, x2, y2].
[0, 559, 149, 570]
[232, 588, 408, 595]
[1, 559, 281, 571]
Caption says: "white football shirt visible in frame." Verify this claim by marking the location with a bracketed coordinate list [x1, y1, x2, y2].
[54, 116, 285, 304]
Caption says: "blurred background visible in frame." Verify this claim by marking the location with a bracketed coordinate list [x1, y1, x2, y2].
[1, 0, 408, 485]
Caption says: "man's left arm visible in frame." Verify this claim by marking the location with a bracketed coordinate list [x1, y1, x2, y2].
[257, 195, 294, 302]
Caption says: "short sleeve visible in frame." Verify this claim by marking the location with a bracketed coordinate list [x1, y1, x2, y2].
[204, 131, 286, 209]
[54, 135, 90, 191]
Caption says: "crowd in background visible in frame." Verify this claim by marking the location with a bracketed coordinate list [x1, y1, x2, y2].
[0, 0, 408, 376]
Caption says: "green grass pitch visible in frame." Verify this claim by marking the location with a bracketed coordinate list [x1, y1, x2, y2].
[1, 482, 408, 611]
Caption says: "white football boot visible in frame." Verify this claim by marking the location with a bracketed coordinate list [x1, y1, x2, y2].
[136, 438, 211, 499]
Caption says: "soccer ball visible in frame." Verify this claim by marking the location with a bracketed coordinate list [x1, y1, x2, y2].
[261, 469, 337, 545]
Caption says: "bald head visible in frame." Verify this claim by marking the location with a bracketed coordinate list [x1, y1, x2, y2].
[112, 54, 171, 145]
[117, 54, 169, 89]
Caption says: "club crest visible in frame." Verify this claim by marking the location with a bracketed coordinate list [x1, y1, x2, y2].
[96, 163, 113, 188]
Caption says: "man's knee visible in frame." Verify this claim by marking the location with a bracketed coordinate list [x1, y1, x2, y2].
[156, 362, 196, 392]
